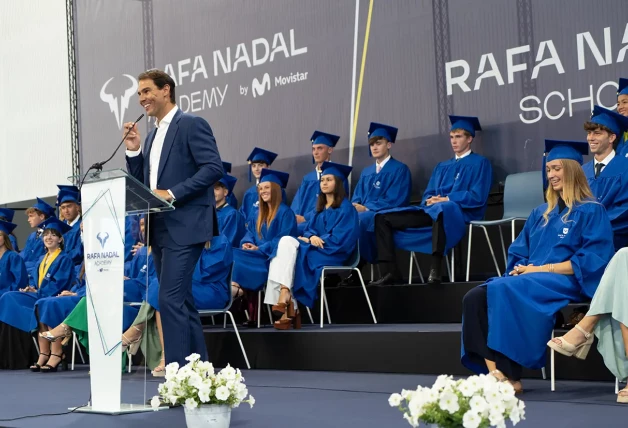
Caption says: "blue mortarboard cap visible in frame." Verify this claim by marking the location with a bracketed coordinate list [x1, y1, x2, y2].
[590, 105, 628, 137]
[0, 220, 17, 235]
[32, 198, 55, 218]
[368, 122, 398, 143]
[259, 169, 290, 189]
[311, 131, 340, 148]
[222, 162, 232, 174]
[618, 78, 628, 96]
[218, 174, 238, 194]
[57, 184, 79, 193]
[247, 147, 279, 182]
[320, 161, 353, 181]
[545, 139, 589, 165]
[449, 115, 482, 137]
[39, 216, 72, 234]
[57, 189, 80, 205]
[0, 208, 15, 222]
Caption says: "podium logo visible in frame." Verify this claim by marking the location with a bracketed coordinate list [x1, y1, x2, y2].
[100, 74, 138, 129]
[96, 232, 110, 249]
[252, 73, 271, 98]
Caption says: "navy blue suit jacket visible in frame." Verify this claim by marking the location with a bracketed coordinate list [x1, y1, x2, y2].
[126, 108, 223, 246]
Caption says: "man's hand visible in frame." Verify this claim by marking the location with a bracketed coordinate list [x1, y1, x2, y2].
[131, 242, 145, 256]
[242, 243, 259, 251]
[295, 214, 306, 224]
[309, 236, 325, 248]
[426, 195, 449, 206]
[123, 122, 141, 151]
[510, 264, 541, 276]
[353, 203, 368, 213]
[153, 189, 173, 201]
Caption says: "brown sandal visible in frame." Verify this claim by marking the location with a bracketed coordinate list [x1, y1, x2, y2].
[489, 369, 523, 395]
[271, 287, 292, 318]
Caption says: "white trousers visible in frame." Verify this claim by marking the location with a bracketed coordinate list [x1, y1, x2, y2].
[264, 236, 299, 307]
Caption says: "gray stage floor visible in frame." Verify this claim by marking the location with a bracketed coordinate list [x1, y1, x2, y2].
[0, 368, 626, 427]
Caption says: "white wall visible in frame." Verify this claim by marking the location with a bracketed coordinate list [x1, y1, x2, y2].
[0, 0, 73, 204]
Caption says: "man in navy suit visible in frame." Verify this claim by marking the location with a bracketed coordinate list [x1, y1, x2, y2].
[124, 69, 223, 366]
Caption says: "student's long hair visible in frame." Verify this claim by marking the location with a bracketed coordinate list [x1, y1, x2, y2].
[0, 231, 13, 251]
[256, 182, 283, 237]
[543, 159, 595, 225]
[316, 176, 346, 212]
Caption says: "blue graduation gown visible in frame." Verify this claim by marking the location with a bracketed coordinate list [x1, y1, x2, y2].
[232, 203, 298, 291]
[9, 235, 19, 252]
[461, 201, 614, 371]
[583, 156, 628, 250]
[293, 199, 359, 308]
[392, 153, 493, 254]
[0, 251, 28, 294]
[0, 252, 75, 332]
[217, 203, 246, 247]
[227, 193, 238, 209]
[191, 235, 233, 310]
[63, 219, 84, 265]
[351, 158, 412, 262]
[36, 267, 86, 328]
[123, 246, 156, 303]
[125, 215, 140, 262]
[20, 231, 46, 279]
[239, 185, 288, 225]
[616, 133, 628, 159]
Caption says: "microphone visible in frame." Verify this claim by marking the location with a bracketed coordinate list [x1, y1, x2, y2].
[91, 114, 145, 171]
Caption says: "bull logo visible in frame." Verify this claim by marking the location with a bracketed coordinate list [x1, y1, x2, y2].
[100, 74, 138, 129]
[97, 232, 110, 249]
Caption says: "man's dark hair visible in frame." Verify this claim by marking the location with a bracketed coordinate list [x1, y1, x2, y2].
[138, 69, 176, 103]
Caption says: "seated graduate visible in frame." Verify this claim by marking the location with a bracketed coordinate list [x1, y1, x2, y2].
[264, 162, 359, 330]
[371, 116, 492, 285]
[0, 217, 74, 371]
[461, 140, 614, 393]
[580, 105, 628, 250]
[351, 122, 412, 265]
[0, 208, 20, 251]
[191, 234, 234, 311]
[222, 161, 239, 208]
[614, 78, 628, 157]
[239, 147, 286, 224]
[291, 131, 346, 233]
[20, 198, 56, 277]
[548, 247, 628, 403]
[215, 174, 246, 247]
[232, 169, 297, 324]
[56, 186, 84, 265]
[0, 220, 28, 294]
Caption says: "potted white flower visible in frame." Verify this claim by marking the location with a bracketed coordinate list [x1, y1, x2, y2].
[151, 354, 255, 428]
[389, 374, 525, 428]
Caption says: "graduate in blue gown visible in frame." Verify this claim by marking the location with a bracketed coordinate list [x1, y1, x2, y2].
[35, 263, 86, 332]
[0, 208, 19, 252]
[123, 245, 156, 303]
[56, 187, 84, 265]
[291, 131, 348, 234]
[239, 148, 287, 225]
[581, 105, 628, 250]
[373, 116, 492, 285]
[263, 163, 359, 329]
[222, 161, 239, 208]
[192, 234, 233, 310]
[215, 174, 246, 247]
[232, 169, 298, 293]
[0, 221, 28, 294]
[20, 198, 56, 279]
[614, 78, 628, 158]
[460, 140, 614, 392]
[351, 122, 412, 264]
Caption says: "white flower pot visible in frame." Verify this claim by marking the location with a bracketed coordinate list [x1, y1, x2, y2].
[184, 404, 231, 428]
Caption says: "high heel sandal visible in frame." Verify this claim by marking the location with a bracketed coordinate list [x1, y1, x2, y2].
[489, 370, 523, 395]
[152, 357, 166, 378]
[30, 352, 50, 372]
[121, 326, 143, 356]
[547, 324, 594, 359]
[274, 302, 302, 330]
[40, 353, 67, 373]
[618, 386, 628, 403]
[39, 323, 72, 346]
[271, 287, 292, 318]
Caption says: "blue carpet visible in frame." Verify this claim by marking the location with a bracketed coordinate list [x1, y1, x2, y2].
[0, 368, 625, 427]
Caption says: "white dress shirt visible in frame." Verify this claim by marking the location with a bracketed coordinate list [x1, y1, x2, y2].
[376, 155, 391, 173]
[594, 150, 615, 174]
[455, 149, 472, 161]
[126, 105, 179, 197]
[68, 216, 79, 227]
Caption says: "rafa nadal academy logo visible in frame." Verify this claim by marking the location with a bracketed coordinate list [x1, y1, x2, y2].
[96, 232, 110, 249]
[100, 74, 139, 129]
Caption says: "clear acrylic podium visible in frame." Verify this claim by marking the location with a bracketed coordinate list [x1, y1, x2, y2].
[67, 169, 173, 414]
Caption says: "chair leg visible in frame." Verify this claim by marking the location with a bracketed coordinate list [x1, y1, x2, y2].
[257, 291, 262, 329]
[451, 249, 455, 282]
[551, 330, 555, 391]
[354, 268, 377, 324]
[466, 224, 473, 282]
[413, 252, 424, 283]
[445, 254, 452, 283]
[128, 352, 132, 374]
[498, 225, 507, 271]
[408, 252, 413, 285]
[511, 219, 516, 243]
[266, 305, 273, 325]
[227, 311, 251, 370]
[32, 336, 40, 355]
[480, 226, 501, 277]
[306, 307, 314, 324]
[320, 270, 326, 328]
[541, 367, 546, 380]
[211, 316, 216, 326]
[370, 264, 374, 281]
[71, 332, 76, 371]
[616, 378, 619, 394]
[223, 313, 227, 329]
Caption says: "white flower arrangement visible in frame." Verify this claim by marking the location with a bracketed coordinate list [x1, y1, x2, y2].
[389, 374, 525, 428]
[151, 354, 255, 411]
